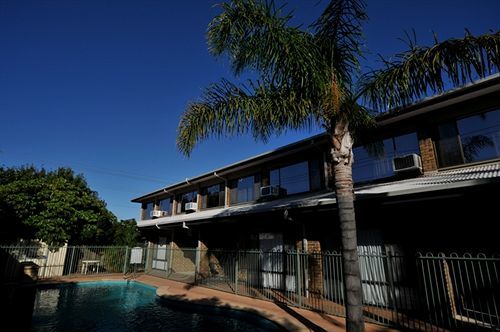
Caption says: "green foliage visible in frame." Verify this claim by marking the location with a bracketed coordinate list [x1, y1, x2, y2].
[175, 3, 499, 329]
[177, 80, 318, 155]
[361, 31, 500, 110]
[0, 166, 117, 246]
[177, 0, 499, 156]
[312, 0, 367, 85]
[113, 219, 143, 247]
[102, 247, 127, 273]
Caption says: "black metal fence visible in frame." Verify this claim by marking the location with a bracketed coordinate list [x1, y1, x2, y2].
[156, 248, 499, 331]
[2, 244, 498, 331]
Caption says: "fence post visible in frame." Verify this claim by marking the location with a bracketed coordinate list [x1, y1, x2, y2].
[385, 252, 396, 312]
[169, 233, 175, 275]
[122, 247, 129, 274]
[69, 247, 77, 276]
[296, 250, 302, 307]
[41, 245, 49, 279]
[195, 242, 201, 284]
[234, 251, 239, 295]
[144, 242, 152, 273]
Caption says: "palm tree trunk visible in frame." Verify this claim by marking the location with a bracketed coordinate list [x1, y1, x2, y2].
[330, 120, 364, 332]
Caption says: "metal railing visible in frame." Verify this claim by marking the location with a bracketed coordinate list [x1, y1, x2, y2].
[2, 244, 498, 331]
[417, 252, 500, 331]
[0, 245, 147, 281]
[149, 248, 499, 331]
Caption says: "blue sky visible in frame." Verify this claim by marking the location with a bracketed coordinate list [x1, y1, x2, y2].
[1, 0, 499, 221]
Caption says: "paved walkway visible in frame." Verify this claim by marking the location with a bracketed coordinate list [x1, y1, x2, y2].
[42, 274, 400, 332]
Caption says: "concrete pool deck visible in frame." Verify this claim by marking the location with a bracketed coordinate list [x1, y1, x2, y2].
[39, 274, 399, 332]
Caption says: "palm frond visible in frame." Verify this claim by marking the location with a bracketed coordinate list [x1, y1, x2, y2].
[177, 79, 315, 156]
[208, 0, 328, 94]
[312, 0, 367, 85]
[361, 31, 500, 111]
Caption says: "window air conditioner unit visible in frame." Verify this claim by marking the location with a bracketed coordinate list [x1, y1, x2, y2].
[260, 185, 280, 198]
[150, 210, 167, 218]
[392, 153, 422, 173]
[184, 202, 198, 211]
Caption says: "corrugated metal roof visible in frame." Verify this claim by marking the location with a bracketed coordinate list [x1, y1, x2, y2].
[356, 161, 500, 196]
[138, 191, 336, 228]
[138, 161, 500, 228]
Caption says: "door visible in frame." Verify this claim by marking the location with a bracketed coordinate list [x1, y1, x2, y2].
[260, 233, 283, 289]
[259, 233, 295, 291]
[358, 230, 388, 306]
[152, 237, 168, 271]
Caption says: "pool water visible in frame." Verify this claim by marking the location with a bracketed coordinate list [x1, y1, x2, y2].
[31, 281, 282, 331]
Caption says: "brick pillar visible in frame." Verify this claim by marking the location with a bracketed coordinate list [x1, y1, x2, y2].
[307, 240, 324, 298]
[418, 129, 438, 172]
[140, 203, 147, 221]
[172, 196, 179, 216]
[295, 225, 307, 251]
[225, 182, 231, 207]
[168, 231, 177, 274]
[194, 183, 201, 211]
[197, 238, 209, 279]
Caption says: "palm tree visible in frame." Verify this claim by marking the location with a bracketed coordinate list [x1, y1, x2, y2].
[176, 1, 500, 330]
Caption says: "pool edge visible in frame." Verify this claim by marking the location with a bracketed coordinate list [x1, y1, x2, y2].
[153, 282, 306, 332]
[34, 277, 290, 331]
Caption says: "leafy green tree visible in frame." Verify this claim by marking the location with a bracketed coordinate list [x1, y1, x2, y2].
[0, 166, 117, 246]
[113, 219, 143, 247]
[176, 1, 500, 329]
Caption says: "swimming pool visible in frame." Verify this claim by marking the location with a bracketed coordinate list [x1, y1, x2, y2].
[32, 281, 282, 331]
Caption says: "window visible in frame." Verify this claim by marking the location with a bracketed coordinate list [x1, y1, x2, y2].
[395, 132, 421, 156]
[435, 122, 463, 167]
[270, 160, 320, 195]
[230, 175, 260, 204]
[144, 201, 154, 220]
[309, 159, 322, 192]
[436, 109, 500, 167]
[176, 190, 198, 214]
[201, 183, 225, 209]
[458, 109, 500, 163]
[353, 132, 419, 182]
[158, 197, 172, 215]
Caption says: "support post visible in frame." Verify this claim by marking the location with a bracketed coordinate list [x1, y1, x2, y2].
[195, 236, 201, 284]
[68, 247, 76, 276]
[296, 249, 302, 307]
[144, 242, 153, 273]
[168, 232, 175, 275]
[234, 251, 239, 295]
[122, 247, 129, 274]
[41, 246, 49, 278]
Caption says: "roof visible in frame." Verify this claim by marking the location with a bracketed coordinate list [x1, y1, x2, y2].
[131, 133, 328, 202]
[138, 191, 336, 228]
[356, 161, 500, 197]
[138, 161, 500, 229]
[132, 74, 500, 203]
